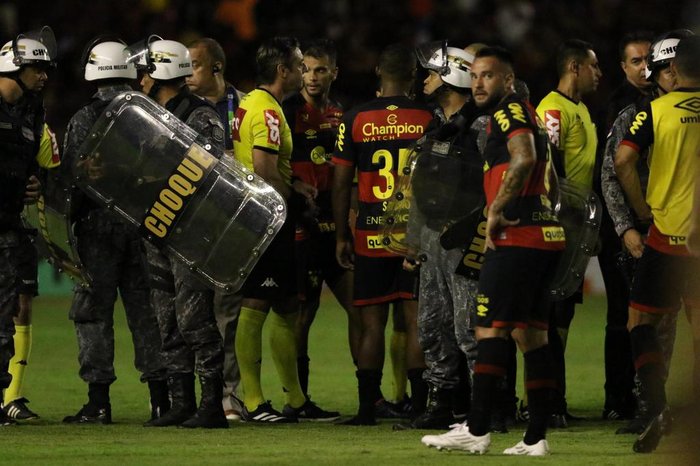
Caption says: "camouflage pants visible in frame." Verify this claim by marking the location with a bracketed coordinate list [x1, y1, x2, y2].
[418, 227, 478, 389]
[70, 212, 166, 385]
[0, 231, 19, 391]
[144, 242, 223, 378]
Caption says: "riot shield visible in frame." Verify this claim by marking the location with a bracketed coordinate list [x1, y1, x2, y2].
[72, 91, 286, 292]
[548, 179, 602, 300]
[22, 172, 92, 285]
[381, 138, 485, 260]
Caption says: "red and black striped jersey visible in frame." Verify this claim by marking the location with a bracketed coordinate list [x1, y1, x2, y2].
[283, 93, 342, 226]
[332, 96, 432, 257]
[483, 94, 565, 250]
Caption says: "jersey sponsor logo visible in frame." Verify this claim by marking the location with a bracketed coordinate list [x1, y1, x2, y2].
[493, 110, 511, 132]
[310, 145, 327, 164]
[629, 111, 647, 135]
[231, 107, 246, 142]
[264, 110, 281, 145]
[46, 126, 60, 164]
[336, 122, 346, 152]
[674, 96, 700, 114]
[508, 103, 527, 123]
[669, 235, 687, 245]
[365, 233, 404, 249]
[542, 226, 565, 242]
[543, 110, 561, 146]
[261, 277, 279, 287]
[361, 121, 424, 141]
[476, 294, 489, 317]
[142, 145, 216, 241]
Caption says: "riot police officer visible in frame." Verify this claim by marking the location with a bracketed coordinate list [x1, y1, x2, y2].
[132, 36, 228, 429]
[0, 27, 54, 426]
[61, 38, 169, 425]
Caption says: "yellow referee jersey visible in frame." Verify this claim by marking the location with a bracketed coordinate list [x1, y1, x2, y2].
[36, 123, 60, 168]
[231, 88, 293, 187]
[536, 90, 597, 188]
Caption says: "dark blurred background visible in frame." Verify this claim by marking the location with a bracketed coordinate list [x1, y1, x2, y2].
[2, 0, 699, 142]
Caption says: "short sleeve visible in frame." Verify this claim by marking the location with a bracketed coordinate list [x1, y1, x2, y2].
[331, 111, 355, 167]
[536, 103, 567, 150]
[620, 103, 654, 154]
[250, 107, 283, 154]
[491, 101, 535, 141]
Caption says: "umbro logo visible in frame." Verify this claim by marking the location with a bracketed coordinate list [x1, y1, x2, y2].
[674, 97, 700, 114]
[261, 278, 278, 287]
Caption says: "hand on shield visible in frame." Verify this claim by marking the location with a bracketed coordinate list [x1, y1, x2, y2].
[76, 154, 105, 181]
[402, 257, 421, 272]
[24, 175, 41, 204]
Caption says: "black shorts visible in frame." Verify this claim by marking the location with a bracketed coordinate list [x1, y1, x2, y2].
[353, 254, 417, 307]
[477, 246, 560, 330]
[630, 245, 700, 314]
[295, 231, 346, 303]
[16, 233, 38, 296]
[241, 216, 297, 302]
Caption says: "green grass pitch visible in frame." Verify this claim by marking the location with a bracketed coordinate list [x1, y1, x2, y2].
[1, 288, 697, 465]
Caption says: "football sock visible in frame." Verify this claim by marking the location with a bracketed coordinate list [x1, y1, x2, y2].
[235, 307, 267, 411]
[469, 337, 509, 436]
[5, 325, 31, 403]
[269, 311, 306, 409]
[297, 355, 310, 397]
[390, 330, 407, 401]
[630, 324, 666, 416]
[523, 345, 556, 445]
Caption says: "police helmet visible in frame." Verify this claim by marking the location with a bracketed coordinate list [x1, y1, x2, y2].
[418, 41, 474, 89]
[0, 26, 57, 73]
[83, 38, 137, 81]
[645, 29, 694, 80]
[127, 36, 192, 81]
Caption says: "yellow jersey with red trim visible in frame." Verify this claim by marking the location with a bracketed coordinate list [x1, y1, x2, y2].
[232, 88, 293, 186]
[36, 123, 60, 168]
[620, 87, 700, 239]
[536, 90, 597, 188]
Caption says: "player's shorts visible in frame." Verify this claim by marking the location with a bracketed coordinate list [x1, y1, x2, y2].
[240, 216, 297, 304]
[295, 230, 346, 303]
[16, 233, 38, 296]
[629, 244, 700, 314]
[477, 246, 560, 330]
[353, 254, 417, 307]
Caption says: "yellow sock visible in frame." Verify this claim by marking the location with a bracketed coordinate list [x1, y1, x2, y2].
[235, 307, 267, 411]
[6, 325, 31, 403]
[269, 311, 306, 409]
[390, 330, 407, 401]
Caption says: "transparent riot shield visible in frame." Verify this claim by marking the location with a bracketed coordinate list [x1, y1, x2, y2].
[381, 138, 485, 260]
[548, 179, 602, 300]
[72, 91, 286, 292]
[22, 172, 91, 285]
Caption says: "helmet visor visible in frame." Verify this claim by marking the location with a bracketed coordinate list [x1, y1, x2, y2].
[125, 35, 162, 73]
[416, 40, 449, 74]
[15, 26, 57, 67]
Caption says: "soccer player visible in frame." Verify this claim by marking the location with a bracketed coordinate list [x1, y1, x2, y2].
[187, 37, 246, 421]
[422, 46, 563, 456]
[536, 39, 602, 426]
[282, 39, 356, 410]
[232, 36, 337, 422]
[332, 43, 432, 425]
[615, 34, 700, 453]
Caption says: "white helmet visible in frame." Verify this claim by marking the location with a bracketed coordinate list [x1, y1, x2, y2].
[127, 37, 192, 81]
[417, 41, 474, 89]
[0, 38, 53, 73]
[645, 29, 694, 80]
[84, 40, 137, 81]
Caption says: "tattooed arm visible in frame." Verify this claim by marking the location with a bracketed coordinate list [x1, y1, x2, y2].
[485, 131, 535, 250]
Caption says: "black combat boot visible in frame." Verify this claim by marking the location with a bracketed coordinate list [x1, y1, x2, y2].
[393, 383, 454, 430]
[144, 373, 196, 427]
[180, 375, 228, 428]
[63, 383, 112, 424]
[147, 379, 171, 421]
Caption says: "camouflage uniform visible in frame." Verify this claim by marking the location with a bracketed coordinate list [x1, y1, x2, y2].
[415, 105, 482, 389]
[144, 87, 225, 378]
[600, 101, 678, 408]
[0, 93, 44, 395]
[63, 84, 166, 386]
